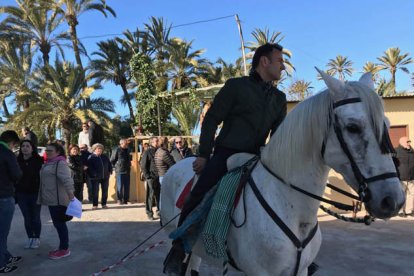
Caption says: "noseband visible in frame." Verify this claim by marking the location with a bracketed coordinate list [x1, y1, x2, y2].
[322, 97, 399, 203]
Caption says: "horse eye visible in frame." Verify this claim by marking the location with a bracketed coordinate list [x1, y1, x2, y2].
[346, 123, 361, 134]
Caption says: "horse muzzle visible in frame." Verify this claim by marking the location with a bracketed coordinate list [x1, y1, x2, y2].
[364, 180, 405, 219]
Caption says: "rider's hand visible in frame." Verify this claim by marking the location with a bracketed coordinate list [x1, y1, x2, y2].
[192, 157, 207, 175]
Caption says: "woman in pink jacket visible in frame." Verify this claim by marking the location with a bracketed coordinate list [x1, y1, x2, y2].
[38, 143, 74, 260]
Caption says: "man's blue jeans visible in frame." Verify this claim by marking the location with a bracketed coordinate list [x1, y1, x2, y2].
[48, 206, 69, 250]
[0, 197, 15, 267]
[16, 193, 42, 239]
[116, 173, 130, 203]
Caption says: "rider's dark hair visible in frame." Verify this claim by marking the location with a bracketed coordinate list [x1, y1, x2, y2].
[0, 130, 20, 144]
[251, 43, 283, 71]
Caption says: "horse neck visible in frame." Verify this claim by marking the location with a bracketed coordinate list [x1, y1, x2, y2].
[260, 124, 330, 216]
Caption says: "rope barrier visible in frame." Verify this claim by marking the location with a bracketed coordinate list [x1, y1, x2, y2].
[92, 213, 180, 275]
[91, 240, 166, 275]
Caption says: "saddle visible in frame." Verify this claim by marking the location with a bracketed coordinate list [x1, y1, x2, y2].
[175, 153, 257, 209]
[172, 153, 259, 259]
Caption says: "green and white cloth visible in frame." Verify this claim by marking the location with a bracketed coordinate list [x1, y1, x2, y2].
[201, 166, 244, 260]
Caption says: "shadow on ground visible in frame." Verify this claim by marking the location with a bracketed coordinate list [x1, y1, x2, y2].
[7, 203, 414, 276]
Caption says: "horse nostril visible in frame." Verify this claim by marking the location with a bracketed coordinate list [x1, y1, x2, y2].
[381, 196, 396, 212]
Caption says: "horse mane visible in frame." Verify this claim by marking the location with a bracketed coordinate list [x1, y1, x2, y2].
[261, 81, 385, 179]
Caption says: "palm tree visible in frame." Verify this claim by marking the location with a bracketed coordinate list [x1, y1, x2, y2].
[246, 27, 285, 52]
[0, 37, 36, 110]
[144, 17, 172, 93]
[217, 58, 244, 80]
[116, 28, 150, 56]
[377, 47, 412, 91]
[376, 78, 395, 97]
[326, 55, 353, 81]
[0, 0, 71, 66]
[172, 100, 200, 136]
[362, 62, 382, 82]
[144, 16, 171, 60]
[171, 90, 201, 136]
[11, 59, 114, 146]
[288, 79, 313, 101]
[56, 0, 116, 70]
[167, 38, 208, 90]
[245, 27, 294, 74]
[89, 39, 135, 122]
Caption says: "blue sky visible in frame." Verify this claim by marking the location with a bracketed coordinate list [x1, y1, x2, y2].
[2, 0, 414, 118]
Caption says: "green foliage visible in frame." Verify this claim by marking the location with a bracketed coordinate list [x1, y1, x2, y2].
[171, 88, 201, 136]
[130, 52, 171, 135]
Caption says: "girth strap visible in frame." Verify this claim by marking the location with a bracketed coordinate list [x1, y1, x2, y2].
[248, 176, 318, 276]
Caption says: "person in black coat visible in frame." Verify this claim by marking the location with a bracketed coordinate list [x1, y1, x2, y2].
[140, 137, 160, 220]
[79, 144, 91, 202]
[67, 145, 84, 201]
[87, 144, 112, 209]
[396, 137, 414, 217]
[88, 120, 104, 146]
[111, 139, 132, 205]
[0, 130, 22, 273]
[16, 140, 44, 250]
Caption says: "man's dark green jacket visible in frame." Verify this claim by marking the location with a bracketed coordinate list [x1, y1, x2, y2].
[199, 74, 287, 159]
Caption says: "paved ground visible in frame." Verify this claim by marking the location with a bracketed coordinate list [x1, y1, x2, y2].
[7, 201, 414, 276]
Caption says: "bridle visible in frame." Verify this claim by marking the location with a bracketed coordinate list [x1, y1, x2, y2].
[238, 96, 399, 275]
[321, 97, 399, 203]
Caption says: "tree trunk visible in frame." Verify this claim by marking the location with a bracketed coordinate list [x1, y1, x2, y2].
[69, 22, 91, 106]
[391, 68, 396, 95]
[41, 47, 50, 67]
[69, 23, 83, 71]
[2, 99, 10, 117]
[120, 82, 135, 122]
[62, 126, 72, 153]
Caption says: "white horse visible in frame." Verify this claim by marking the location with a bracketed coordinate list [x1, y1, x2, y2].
[160, 70, 405, 276]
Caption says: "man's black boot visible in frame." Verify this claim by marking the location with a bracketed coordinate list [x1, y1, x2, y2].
[163, 240, 186, 275]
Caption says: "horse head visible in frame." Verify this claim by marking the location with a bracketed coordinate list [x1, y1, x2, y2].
[318, 69, 405, 219]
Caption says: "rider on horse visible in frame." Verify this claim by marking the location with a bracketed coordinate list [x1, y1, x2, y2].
[164, 43, 288, 275]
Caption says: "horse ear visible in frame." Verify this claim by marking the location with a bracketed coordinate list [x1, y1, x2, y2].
[359, 73, 375, 90]
[315, 67, 345, 99]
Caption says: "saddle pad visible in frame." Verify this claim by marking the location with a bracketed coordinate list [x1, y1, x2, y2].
[176, 177, 194, 209]
[202, 166, 244, 260]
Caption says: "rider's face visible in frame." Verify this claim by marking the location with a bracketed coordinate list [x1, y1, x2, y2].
[264, 50, 285, 81]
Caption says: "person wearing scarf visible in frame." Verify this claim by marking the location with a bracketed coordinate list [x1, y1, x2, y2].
[38, 143, 74, 260]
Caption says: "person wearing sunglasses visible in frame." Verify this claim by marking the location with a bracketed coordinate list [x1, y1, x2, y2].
[170, 137, 193, 163]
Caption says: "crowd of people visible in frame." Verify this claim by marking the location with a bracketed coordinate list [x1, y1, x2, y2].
[0, 118, 196, 273]
[0, 117, 139, 273]
[140, 136, 193, 220]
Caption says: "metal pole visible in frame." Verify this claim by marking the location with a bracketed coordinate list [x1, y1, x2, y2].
[235, 14, 248, 76]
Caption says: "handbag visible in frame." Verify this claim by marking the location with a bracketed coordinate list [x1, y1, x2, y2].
[56, 161, 73, 222]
